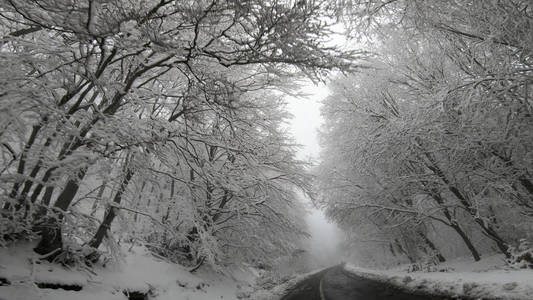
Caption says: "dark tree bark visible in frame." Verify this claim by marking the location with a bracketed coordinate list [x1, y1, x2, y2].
[418, 176, 482, 261]
[133, 180, 147, 223]
[90, 181, 107, 217]
[420, 150, 509, 258]
[162, 179, 175, 223]
[5, 123, 43, 210]
[389, 242, 397, 257]
[34, 168, 88, 258]
[431, 193, 481, 261]
[394, 238, 415, 263]
[408, 159, 482, 262]
[418, 231, 446, 263]
[88, 166, 134, 249]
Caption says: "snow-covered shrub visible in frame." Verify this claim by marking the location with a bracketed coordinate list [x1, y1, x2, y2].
[255, 271, 292, 290]
[49, 241, 94, 266]
[506, 239, 533, 269]
[144, 231, 191, 265]
[406, 253, 453, 273]
[0, 209, 34, 246]
[247, 271, 299, 300]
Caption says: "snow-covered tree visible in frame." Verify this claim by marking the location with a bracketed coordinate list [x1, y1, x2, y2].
[0, 0, 361, 267]
[318, 0, 533, 266]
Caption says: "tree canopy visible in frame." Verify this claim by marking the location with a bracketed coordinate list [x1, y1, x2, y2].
[0, 0, 363, 268]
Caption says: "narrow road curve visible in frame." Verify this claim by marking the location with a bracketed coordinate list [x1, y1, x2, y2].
[281, 265, 449, 300]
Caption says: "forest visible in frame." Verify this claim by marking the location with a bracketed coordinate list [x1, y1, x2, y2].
[317, 0, 533, 268]
[0, 0, 532, 285]
[0, 0, 363, 270]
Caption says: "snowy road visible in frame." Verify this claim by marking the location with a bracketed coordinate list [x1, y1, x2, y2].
[280, 265, 448, 300]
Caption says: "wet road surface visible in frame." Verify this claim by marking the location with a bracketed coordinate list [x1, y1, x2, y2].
[281, 265, 450, 300]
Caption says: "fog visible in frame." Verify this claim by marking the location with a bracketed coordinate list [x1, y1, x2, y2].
[286, 82, 344, 268]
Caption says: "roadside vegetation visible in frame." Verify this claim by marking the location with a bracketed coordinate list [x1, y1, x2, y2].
[317, 0, 533, 268]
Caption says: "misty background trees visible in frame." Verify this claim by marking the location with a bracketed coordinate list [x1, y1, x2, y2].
[317, 0, 533, 268]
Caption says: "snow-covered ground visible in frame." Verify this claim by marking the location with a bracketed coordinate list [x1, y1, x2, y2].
[345, 254, 533, 300]
[5, 242, 532, 300]
[250, 267, 327, 300]
[0, 242, 257, 300]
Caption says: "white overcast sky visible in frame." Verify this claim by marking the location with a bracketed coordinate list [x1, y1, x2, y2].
[286, 22, 348, 161]
[286, 82, 329, 161]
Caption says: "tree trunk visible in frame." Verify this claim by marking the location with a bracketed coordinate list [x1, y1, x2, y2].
[427, 190, 481, 261]
[133, 180, 147, 223]
[418, 231, 446, 262]
[472, 217, 509, 257]
[29, 167, 56, 205]
[389, 243, 397, 257]
[420, 153, 507, 258]
[32, 184, 56, 224]
[34, 168, 87, 258]
[5, 123, 44, 210]
[450, 222, 481, 261]
[394, 238, 415, 263]
[88, 166, 134, 249]
[162, 179, 175, 223]
[90, 181, 107, 217]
